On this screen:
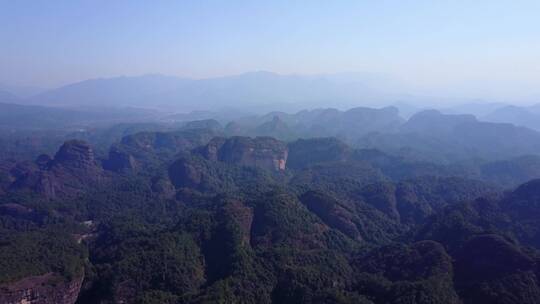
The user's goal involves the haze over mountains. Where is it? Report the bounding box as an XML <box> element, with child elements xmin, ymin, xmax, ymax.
<box><xmin>0</xmin><ymin>83</ymin><xmax>45</xmax><ymax>99</ymax></box>
<box><xmin>1</xmin><ymin>71</ymin><xmax>539</xmax><ymax>132</ymax></box>
<box><xmin>4</xmin><ymin>0</ymin><xmax>540</xmax><ymax>302</ymax></box>
<box><xmin>2</xmin><ymin>70</ymin><xmax>540</xmax><ymax>165</ymax></box>
<box><xmin>0</xmin><ymin>71</ymin><xmax>482</xmax><ymax>111</ymax></box>
<box><xmin>10</xmin><ymin>72</ymin><xmax>383</xmax><ymax>111</ymax></box>
<box><xmin>4</xmin><ymin>101</ymin><xmax>540</xmax><ymax>302</ymax></box>
<box><xmin>4</xmin><ymin>72</ymin><xmax>540</xmax><ymax>303</ymax></box>
<box><xmin>0</xmin><ymin>89</ymin><xmax>19</xmax><ymax>103</ymax></box>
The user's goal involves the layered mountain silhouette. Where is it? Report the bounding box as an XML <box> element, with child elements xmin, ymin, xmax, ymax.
<box><xmin>359</xmin><ymin>109</ymin><xmax>540</xmax><ymax>161</ymax></box>
<box><xmin>2</xmin><ymin>121</ymin><xmax>540</xmax><ymax>303</ymax></box>
<box><xmin>0</xmin><ymin>102</ymin><xmax>158</xmax><ymax>129</ymax></box>
<box><xmin>482</xmin><ymin>104</ymin><xmax>540</xmax><ymax>130</ymax></box>
<box><xmin>16</xmin><ymin>72</ymin><xmax>399</xmax><ymax>111</ymax></box>
<box><xmin>0</xmin><ymin>90</ymin><xmax>18</xmax><ymax>103</ymax></box>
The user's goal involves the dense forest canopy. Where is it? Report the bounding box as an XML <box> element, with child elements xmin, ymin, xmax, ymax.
<box><xmin>2</xmin><ymin>102</ymin><xmax>540</xmax><ymax>303</ymax></box>
<box><xmin>3</xmin><ymin>1</ymin><xmax>540</xmax><ymax>302</ymax></box>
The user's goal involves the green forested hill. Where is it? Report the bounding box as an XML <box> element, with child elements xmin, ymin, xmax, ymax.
<box><xmin>2</xmin><ymin>128</ymin><xmax>540</xmax><ymax>303</ymax></box>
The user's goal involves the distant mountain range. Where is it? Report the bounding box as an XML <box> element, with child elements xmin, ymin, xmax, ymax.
<box><xmin>435</xmin><ymin>102</ymin><xmax>540</xmax><ymax>131</ymax></box>
<box><xmin>3</xmin><ymin>72</ymin><xmax>408</xmax><ymax>111</ymax></box>
<box><xmin>442</xmin><ymin>102</ymin><xmax>508</xmax><ymax>117</ymax></box>
<box><xmin>4</xmin><ymin>96</ymin><xmax>540</xmax><ymax>163</ymax></box>
<box><xmin>0</xmin><ymin>90</ymin><xmax>18</xmax><ymax>103</ymax></box>
<box><xmin>482</xmin><ymin>104</ymin><xmax>540</xmax><ymax>130</ymax></box>
<box><xmin>226</xmin><ymin>106</ymin><xmax>405</xmax><ymax>142</ymax></box>
<box><xmin>0</xmin><ymin>83</ymin><xmax>45</xmax><ymax>99</ymax></box>
<box><xmin>2</xmin><ymin>72</ymin><xmax>540</xmax><ymax>131</ymax></box>
<box><xmin>358</xmin><ymin>109</ymin><xmax>540</xmax><ymax>162</ymax></box>
<box><xmin>0</xmin><ymin>102</ymin><xmax>159</xmax><ymax>129</ymax></box>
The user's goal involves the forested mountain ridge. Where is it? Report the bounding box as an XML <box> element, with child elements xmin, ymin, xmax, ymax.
<box><xmin>1</xmin><ymin>123</ymin><xmax>540</xmax><ymax>303</ymax></box>
<box><xmin>4</xmin><ymin>0</ymin><xmax>540</xmax><ymax>302</ymax></box>
<box><xmin>4</xmin><ymin>102</ymin><xmax>540</xmax><ymax>165</ymax></box>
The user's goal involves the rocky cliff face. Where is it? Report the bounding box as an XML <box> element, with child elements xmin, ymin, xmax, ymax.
<box><xmin>168</xmin><ymin>136</ymin><xmax>288</xmax><ymax>192</ymax></box>
<box><xmin>50</xmin><ymin>140</ymin><xmax>97</xmax><ymax>171</ymax></box>
<box><xmin>10</xmin><ymin>140</ymin><xmax>105</xmax><ymax>198</ymax></box>
<box><xmin>0</xmin><ymin>273</ymin><xmax>83</xmax><ymax>304</ymax></box>
<box><xmin>199</xmin><ymin>136</ymin><xmax>288</xmax><ymax>171</ymax></box>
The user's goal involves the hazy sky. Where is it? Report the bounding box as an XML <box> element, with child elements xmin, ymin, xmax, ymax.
<box><xmin>1</xmin><ymin>1</ymin><xmax>539</xmax><ymax>100</ymax></box>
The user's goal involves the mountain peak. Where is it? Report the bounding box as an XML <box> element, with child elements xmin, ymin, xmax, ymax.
<box><xmin>52</xmin><ymin>140</ymin><xmax>97</xmax><ymax>170</ymax></box>
<box><xmin>240</xmin><ymin>70</ymin><xmax>279</xmax><ymax>77</ymax></box>
<box><xmin>512</xmin><ymin>179</ymin><xmax>540</xmax><ymax>198</ymax></box>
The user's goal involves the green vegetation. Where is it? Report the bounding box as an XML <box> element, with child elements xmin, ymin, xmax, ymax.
<box><xmin>0</xmin><ymin>229</ymin><xmax>86</xmax><ymax>284</ymax></box>
<box><xmin>2</xmin><ymin>128</ymin><xmax>540</xmax><ymax>303</ymax></box>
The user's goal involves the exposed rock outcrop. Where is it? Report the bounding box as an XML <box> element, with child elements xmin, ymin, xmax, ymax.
<box><xmin>198</xmin><ymin>136</ymin><xmax>288</xmax><ymax>171</ymax></box>
<box><xmin>10</xmin><ymin>140</ymin><xmax>105</xmax><ymax>198</ymax></box>
<box><xmin>50</xmin><ymin>140</ymin><xmax>97</xmax><ymax>171</ymax></box>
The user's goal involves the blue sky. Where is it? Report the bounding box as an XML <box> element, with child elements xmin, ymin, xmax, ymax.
<box><xmin>1</xmin><ymin>1</ymin><xmax>539</xmax><ymax>100</ymax></box>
